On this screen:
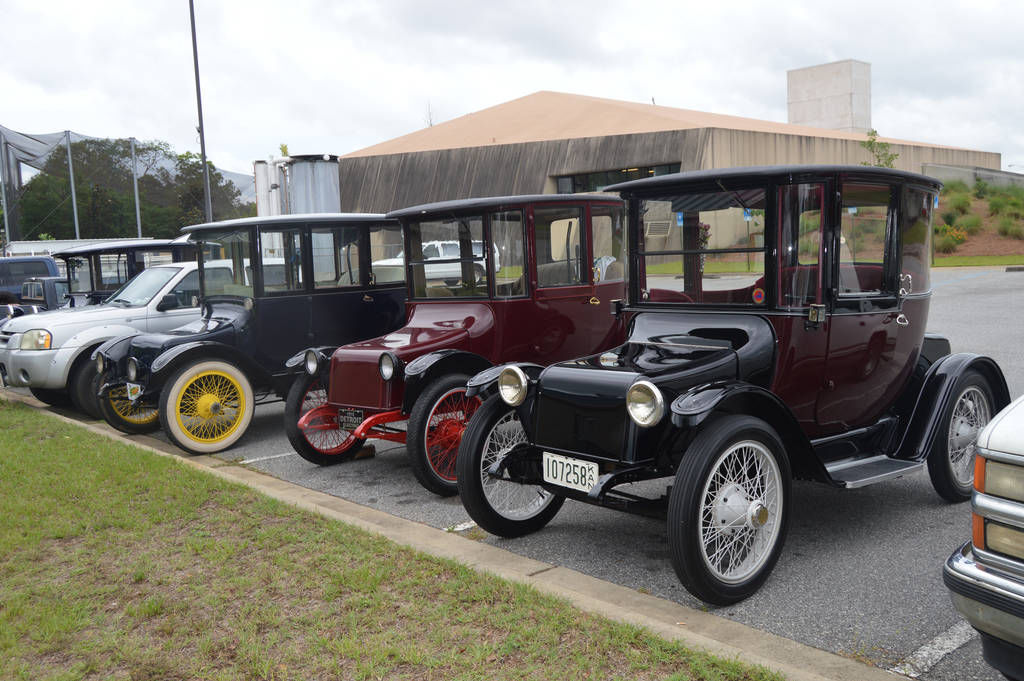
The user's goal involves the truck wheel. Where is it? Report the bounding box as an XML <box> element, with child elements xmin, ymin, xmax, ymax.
<box><xmin>69</xmin><ymin>359</ymin><xmax>102</xmax><ymax>419</ymax></box>
<box><xmin>927</xmin><ymin>370</ymin><xmax>994</xmax><ymax>502</ymax></box>
<box><xmin>667</xmin><ymin>415</ymin><xmax>791</xmax><ymax>605</ymax></box>
<box><xmin>284</xmin><ymin>373</ymin><xmax>365</xmax><ymax>465</ymax></box>
<box><xmin>159</xmin><ymin>360</ymin><xmax>254</xmax><ymax>454</ymax></box>
<box><xmin>29</xmin><ymin>387</ymin><xmax>73</xmax><ymax>407</ymax></box>
<box><xmin>407</xmin><ymin>373</ymin><xmax>481</xmax><ymax>496</ymax></box>
<box><xmin>456</xmin><ymin>396</ymin><xmax>563</xmax><ymax>537</ymax></box>
<box><xmin>94</xmin><ymin>372</ymin><xmax>159</xmax><ymax>434</ymax></box>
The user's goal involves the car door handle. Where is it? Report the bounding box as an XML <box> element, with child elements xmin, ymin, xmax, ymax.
<box><xmin>588</xmin><ymin>296</ymin><xmax>600</xmax><ymax>305</ymax></box>
<box><xmin>895</xmin><ymin>313</ymin><xmax>909</xmax><ymax>327</ymax></box>
<box><xmin>363</xmin><ymin>294</ymin><xmax>373</xmax><ymax>302</ymax></box>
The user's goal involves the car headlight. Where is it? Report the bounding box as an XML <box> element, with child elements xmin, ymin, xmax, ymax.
<box><xmin>95</xmin><ymin>354</ymin><xmax>106</xmax><ymax>375</ymax></box>
<box><xmin>126</xmin><ymin>357</ymin><xmax>140</xmax><ymax>381</ymax></box>
<box><xmin>626</xmin><ymin>380</ymin><xmax>664</xmax><ymax>427</ymax></box>
<box><xmin>981</xmin><ymin>458</ymin><xmax>1024</xmax><ymax>503</ymax></box>
<box><xmin>498</xmin><ymin>365</ymin><xmax>528</xmax><ymax>407</ymax></box>
<box><xmin>20</xmin><ymin>329</ymin><xmax>52</xmax><ymax>350</ymax></box>
<box><xmin>304</xmin><ymin>350</ymin><xmax>320</xmax><ymax>376</ymax></box>
<box><xmin>379</xmin><ymin>353</ymin><xmax>400</xmax><ymax>381</ymax></box>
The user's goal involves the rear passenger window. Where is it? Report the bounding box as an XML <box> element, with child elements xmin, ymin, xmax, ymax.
<box><xmin>534</xmin><ymin>206</ymin><xmax>584</xmax><ymax>288</ymax></box>
<box><xmin>259</xmin><ymin>228</ymin><xmax>304</xmax><ymax>293</ymax></box>
<box><xmin>312</xmin><ymin>225</ymin><xmax>362</xmax><ymax>288</ymax></box>
<box><xmin>838</xmin><ymin>183</ymin><xmax>892</xmax><ymax>295</ymax></box>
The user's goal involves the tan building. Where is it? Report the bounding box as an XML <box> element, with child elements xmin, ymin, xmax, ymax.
<box><xmin>336</xmin><ymin>90</ymin><xmax>1000</xmax><ymax>213</ymax></box>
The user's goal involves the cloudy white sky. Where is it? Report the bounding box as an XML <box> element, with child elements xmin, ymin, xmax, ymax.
<box><xmin>3</xmin><ymin>0</ymin><xmax>1023</xmax><ymax>175</ymax></box>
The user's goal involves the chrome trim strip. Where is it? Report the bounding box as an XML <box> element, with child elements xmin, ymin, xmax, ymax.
<box><xmin>979</xmin><ymin>446</ymin><xmax>1024</xmax><ymax>467</ymax></box>
<box><xmin>975</xmin><ymin>545</ymin><xmax>1024</xmax><ymax>581</ymax></box>
<box><xmin>973</xmin><ymin>492</ymin><xmax>1024</xmax><ymax>530</ymax></box>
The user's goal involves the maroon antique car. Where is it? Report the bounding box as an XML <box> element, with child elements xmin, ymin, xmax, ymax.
<box><xmin>288</xmin><ymin>194</ymin><xmax>627</xmax><ymax>494</ymax></box>
<box><xmin>455</xmin><ymin>165</ymin><xmax>1011</xmax><ymax>605</ymax></box>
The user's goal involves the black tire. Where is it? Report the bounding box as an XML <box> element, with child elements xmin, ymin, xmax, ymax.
<box><xmin>29</xmin><ymin>386</ymin><xmax>73</xmax><ymax>407</ymax></box>
<box><xmin>158</xmin><ymin>360</ymin><xmax>254</xmax><ymax>454</ymax></box>
<box><xmin>927</xmin><ymin>370</ymin><xmax>995</xmax><ymax>503</ymax></box>
<box><xmin>284</xmin><ymin>373</ymin><xmax>366</xmax><ymax>465</ymax></box>
<box><xmin>69</xmin><ymin>358</ymin><xmax>102</xmax><ymax>419</ymax></box>
<box><xmin>95</xmin><ymin>371</ymin><xmax>160</xmax><ymax>434</ymax></box>
<box><xmin>456</xmin><ymin>395</ymin><xmax>564</xmax><ymax>537</ymax></box>
<box><xmin>667</xmin><ymin>415</ymin><xmax>791</xmax><ymax>606</ymax></box>
<box><xmin>407</xmin><ymin>373</ymin><xmax>481</xmax><ymax>496</ymax></box>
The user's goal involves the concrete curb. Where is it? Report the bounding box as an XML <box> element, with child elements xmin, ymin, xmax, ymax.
<box><xmin>4</xmin><ymin>390</ymin><xmax>904</xmax><ymax>681</ymax></box>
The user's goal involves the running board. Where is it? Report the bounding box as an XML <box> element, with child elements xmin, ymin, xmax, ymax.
<box><xmin>825</xmin><ymin>455</ymin><xmax>924</xmax><ymax>489</ymax></box>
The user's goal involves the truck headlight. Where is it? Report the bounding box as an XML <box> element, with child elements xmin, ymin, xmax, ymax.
<box><xmin>304</xmin><ymin>350</ymin><xmax>320</xmax><ymax>376</ymax></box>
<box><xmin>498</xmin><ymin>365</ymin><xmax>528</xmax><ymax>407</ymax></box>
<box><xmin>626</xmin><ymin>380</ymin><xmax>664</xmax><ymax>427</ymax></box>
<box><xmin>982</xmin><ymin>459</ymin><xmax>1024</xmax><ymax>503</ymax></box>
<box><xmin>126</xmin><ymin>357</ymin><xmax>140</xmax><ymax>381</ymax></box>
<box><xmin>20</xmin><ymin>330</ymin><xmax>52</xmax><ymax>350</ymax></box>
<box><xmin>379</xmin><ymin>353</ymin><xmax>400</xmax><ymax>381</ymax></box>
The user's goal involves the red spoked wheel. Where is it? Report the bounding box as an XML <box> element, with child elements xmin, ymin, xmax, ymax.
<box><xmin>284</xmin><ymin>373</ymin><xmax>365</xmax><ymax>466</ymax></box>
<box><xmin>407</xmin><ymin>373</ymin><xmax>481</xmax><ymax>496</ymax></box>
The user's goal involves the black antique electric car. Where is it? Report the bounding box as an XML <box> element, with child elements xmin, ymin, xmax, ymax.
<box><xmin>94</xmin><ymin>213</ymin><xmax>407</xmax><ymax>454</ymax></box>
<box><xmin>455</xmin><ymin>165</ymin><xmax>1011</xmax><ymax>605</ymax></box>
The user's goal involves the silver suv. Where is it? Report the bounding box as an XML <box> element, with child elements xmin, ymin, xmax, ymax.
<box><xmin>0</xmin><ymin>262</ymin><xmax>201</xmax><ymax>415</ymax></box>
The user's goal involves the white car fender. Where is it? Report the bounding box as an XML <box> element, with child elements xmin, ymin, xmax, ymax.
<box><xmin>55</xmin><ymin>324</ymin><xmax>145</xmax><ymax>384</ymax></box>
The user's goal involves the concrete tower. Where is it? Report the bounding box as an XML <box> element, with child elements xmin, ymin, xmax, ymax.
<box><xmin>787</xmin><ymin>60</ymin><xmax>871</xmax><ymax>133</ymax></box>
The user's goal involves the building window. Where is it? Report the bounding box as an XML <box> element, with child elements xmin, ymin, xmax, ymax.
<box><xmin>555</xmin><ymin>163</ymin><xmax>680</xmax><ymax>193</ymax></box>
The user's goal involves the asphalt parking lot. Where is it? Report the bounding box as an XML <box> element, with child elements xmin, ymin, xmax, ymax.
<box><xmin>11</xmin><ymin>266</ymin><xmax>1023</xmax><ymax>680</ymax></box>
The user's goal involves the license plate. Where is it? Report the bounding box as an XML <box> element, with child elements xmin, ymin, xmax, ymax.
<box><xmin>338</xmin><ymin>408</ymin><xmax>364</xmax><ymax>431</ymax></box>
<box><xmin>542</xmin><ymin>451</ymin><xmax>599</xmax><ymax>493</ymax></box>
<box><xmin>125</xmin><ymin>382</ymin><xmax>142</xmax><ymax>401</ymax></box>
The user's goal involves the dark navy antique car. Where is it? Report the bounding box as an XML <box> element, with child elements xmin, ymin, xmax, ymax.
<box><xmin>95</xmin><ymin>214</ymin><xmax>406</xmax><ymax>454</ymax></box>
<box><xmin>455</xmin><ymin>165</ymin><xmax>1011</xmax><ymax>605</ymax></box>
<box><xmin>290</xmin><ymin>195</ymin><xmax>627</xmax><ymax>494</ymax></box>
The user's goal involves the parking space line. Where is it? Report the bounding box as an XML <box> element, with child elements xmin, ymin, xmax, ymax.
<box><xmin>239</xmin><ymin>452</ymin><xmax>297</xmax><ymax>465</ymax></box>
<box><xmin>447</xmin><ymin>520</ymin><xmax>477</xmax><ymax>532</ymax></box>
<box><xmin>889</xmin><ymin>620</ymin><xmax>976</xmax><ymax>678</ymax></box>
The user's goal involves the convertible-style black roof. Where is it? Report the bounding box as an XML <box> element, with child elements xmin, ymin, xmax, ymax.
<box><xmin>52</xmin><ymin>238</ymin><xmax>179</xmax><ymax>258</ymax></box>
<box><xmin>604</xmin><ymin>164</ymin><xmax>943</xmax><ymax>193</ymax></box>
<box><xmin>387</xmin><ymin>194</ymin><xmax>620</xmax><ymax>220</ymax></box>
<box><xmin>182</xmin><ymin>212</ymin><xmax>392</xmax><ymax>236</ymax></box>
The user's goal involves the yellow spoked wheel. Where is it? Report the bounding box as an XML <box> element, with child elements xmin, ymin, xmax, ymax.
<box><xmin>95</xmin><ymin>372</ymin><xmax>161</xmax><ymax>434</ymax></box>
<box><xmin>159</xmin><ymin>360</ymin><xmax>254</xmax><ymax>454</ymax></box>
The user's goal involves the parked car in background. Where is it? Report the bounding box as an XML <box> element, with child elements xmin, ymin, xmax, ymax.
<box><xmin>0</xmin><ymin>262</ymin><xmax>202</xmax><ymax>415</ymax></box>
<box><xmin>456</xmin><ymin>165</ymin><xmax>1011</xmax><ymax>605</ymax></box>
<box><xmin>95</xmin><ymin>214</ymin><xmax>407</xmax><ymax>454</ymax></box>
<box><xmin>945</xmin><ymin>394</ymin><xmax>1024</xmax><ymax>681</ymax></box>
<box><xmin>54</xmin><ymin>237</ymin><xmax>195</xmax><ymax>307</ymax></box>
<box><xmin>0</xmin><ymin>256</ymin><xmax>60</xmax><ymax>303</ymax></box>
<box><xmin>290</xmin><ymin>194</ymin><xmax>627</xmax><ymax>495</ymax></box>
<box><xmin>20</xmin><ymin>276</ymin><xmax>70</xmax><ymax>310</ymax></box>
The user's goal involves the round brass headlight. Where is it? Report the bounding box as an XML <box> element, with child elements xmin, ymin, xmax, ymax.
<box><xmin>95</xmin><ymin>354</ymin><xmax>106</xmax><ymax>375</ymax></box>
<box><xmin>498</xmin><ymin>365</ymin><xmax>528</xmax><ymax>407</ymax></box>
<box><xmin>304</xmin><ymin>350</ymin><xmax>319</xmax><ymax>376</ymax></box>
<box><xmin>379</xmin><ymin>353</ymin><xmax>397</xmax><ymax>381</ymax></box>
<box><xmin>626</xmin><ymin>380</ymin><xmax>664</xmax><ymax>427</ymax></box>
<box><xmin>126</xmin><ymin>357</ymin><xmax>140</xmax><ymax>381</ymax></box>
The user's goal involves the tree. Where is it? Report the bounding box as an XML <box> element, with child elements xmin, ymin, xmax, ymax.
<box><xmin>860</xmin><ymin>129</ymin><xmax>899</xmax><ymax>168</ymax></box>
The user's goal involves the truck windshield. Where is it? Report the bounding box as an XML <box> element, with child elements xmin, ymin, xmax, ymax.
<box><xmin>103</xmin><ymin>267</ymin><xmax>180</xmax><ymax>307</ymax></box>
<box><xmin>638</xmin><ymin>187</ymin><xmax>767</xmax><ymax>306</ymax></box>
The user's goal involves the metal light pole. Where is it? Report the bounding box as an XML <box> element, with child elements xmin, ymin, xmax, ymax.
<box><xmin>189</xmin><ymin>0</ymin><xmax>214</xmax><ymax>223</ymax></box>
<box><xmin>65</xmin><ymin>130</ymin><xmax>80</xmax><ymax>239</ymax></box>
<box><xmin>130</xmin><ymin>137</ymin><xmax>142</xmax><ymax>237</ymax></box>
<box><xmin>0</xmin><ymin>129</ymin><xmax>10</xmax><ymax>247</ymax></box>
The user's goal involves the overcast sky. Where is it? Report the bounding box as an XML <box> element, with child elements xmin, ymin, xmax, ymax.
<box><xmin>3</xmin><ymin>0</ymin><xmax>1022</xmax><ymax>175</ymax></box>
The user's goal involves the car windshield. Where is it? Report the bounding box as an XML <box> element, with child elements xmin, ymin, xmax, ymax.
<box><xmin>198</xmin><ymin>229</ymin><xmax>253</xmax><ymax>297</ymax></box>
<box><xmin>407</xmin><ymin>217</ymin><xmax>489</xmax><ymax>299</ymax></box>
<box><xmin>638</xmin><ymin>187</ymin><xmax>767</xmax><ymax>305</ymax></box>
<box><xmin>102</xmin><ymin>267</ymin><xmax>179</xmax><ymax>307</ymax></box>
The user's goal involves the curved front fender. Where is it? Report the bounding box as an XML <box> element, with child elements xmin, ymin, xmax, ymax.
<box><xmin>93</xmin><ymin>332</ymin><xmax>143</xmax><ymax>377</ymax></box>
<box><xmin>465</xmin><ymin>362</ymin><xmax>545</xmax><ymax>398</ymax></box>
<box><xmin>401</xmin><ymin>350</ymin><xmax>493</xmax><ymax>413</ymax></box>
<box><xmin>64</xmin><ymin>324</ymin><xmax>141</xmax><ymax>352</ymax></box>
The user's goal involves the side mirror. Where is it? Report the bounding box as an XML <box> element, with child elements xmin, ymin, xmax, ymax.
<box><xmin>156</xmin><ymin>293</ymin><xmax>180</xmax><ymax>312</ymax></box>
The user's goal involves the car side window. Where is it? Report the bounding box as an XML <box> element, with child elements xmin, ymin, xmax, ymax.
<box><xmin>591</xmin><ymin>205</ymin><xmax>625</xmax><ymax>283</ymax></box>
<box><xmin>260</xmin><ymin>228</ymin><xmax>304</xmax><ymax>293</ymax></box>
<box><xmin>168</xmin><ymin>270</ymin><xmax>200</xmax><ymax>307</ymax></box>
<box><xmin>901</xmin><ymin>187</ymin><xmax>934</xmax><ymax>294</ymax></box>
<box><xmin>778</xmin><ymin>183</ymin><xmax>824</xmax><ymax>308</ymax></box>
<box><xmin>312</xmin><ymin>225</ymin><xmax>362</xmax><ymax>288</ymax></box>
<box><xmin>838</xmin><ymin>183</ymin><xmax>893</xmax><ymax>295</ymax></box>
<box><xmin>491</xmin><ymin>210</ymin><xmax>526</xmax><ymax>297</ymax></box>
<box><xmin>369</xmin><ymin>224</ymin><xmax>405</xmax><ymax>285</ymax></box>
<box><xmin>535</xmin><ymin>206</ymin><xmax>584</xmax><ymax>288</ymax></box>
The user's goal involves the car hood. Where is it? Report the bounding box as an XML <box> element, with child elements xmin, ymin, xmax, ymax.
<box><xmin>1</xmin><ymin>304</ymin><xmax>151</xmax><ymax>344</ymax></box>
<box><xmin>978</xmin><ymin>393</ymin><xmax>1024</xmax><ymax>455</ymax></box>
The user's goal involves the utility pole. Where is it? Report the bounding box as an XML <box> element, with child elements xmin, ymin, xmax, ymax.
<box><xmin>189</xmin><ymin>0</ymin><xmax>214</xmax><ymax>223</ymax></box>
<box><xmin>65</xmin><ymin>130</ymin><xmax>80</xmax><ymax>239</ymax></box>
<box><xmin>0</xmin><ymin>129</ymin><xmax>10</xmax><ymax>247</ymax></box>
<box><xmin>130</xmin><ymin>137</ymin><xmax>142</xmax><ymax>237</ymax></box>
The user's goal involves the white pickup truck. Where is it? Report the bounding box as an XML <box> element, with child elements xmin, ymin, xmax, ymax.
<box><xmin>0</xmin><ymin>262</ymin><xmax>202</xmax><ymax>415</ymax></box>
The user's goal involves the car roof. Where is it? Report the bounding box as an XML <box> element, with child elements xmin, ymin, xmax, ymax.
<box><xmin>182</xmin><ymin>213</ymin><xmax>394</xmax><ymax>236</ymax></box>
<box><xmin>387</xmin><ymin>193</ymin><xmax>621</xmax><ymax>220</ymax></box>
<box><xmin>0</xmin><ymin>255</ymin><xmax>54</xmax><ymax>261</ymax></box>
<box><xmin>52</xmin><ymin>239</ymin><xmax>179</xmax><ymax>257</ymax></box>
<box><xmin>604</xmin><ymin>164</ymin><xmax>943</xmax><ymax>193</ymax></box>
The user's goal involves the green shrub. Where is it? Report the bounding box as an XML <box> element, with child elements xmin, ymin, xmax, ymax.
<box><xmin>956</xmin><ymin>214</ymin><xmax>983</xmax><ymax>235</ymax></box>
<box><xmin>989</xmin><ymin>196</ymin><xmax>1008</xmax><ymax>215</ymax></box>
<box><xmin>997</xmin><ymin>217</ymin><xmax>1024</xmax><ymax>240</ymax></box>
<box><xmin>941</xmin><ymin>210</ymin><xmax>958</xmax><ymax>226</ymax></box>
<box><xmin>949</xmin><ymin>194</ymin><xmax>972</xmax><ymax>215</ymax></box>
<box><xmin>973</xmin><ymin>179</ymin><xmax>989</xmax><ymax>198</ymax></box>
<box><xmin>935</xmin><ymin>235</ymin><xmax>960</xmax><ymax>253</ymax></box>
<box><xmin>943</xmin><ymin>180</ymin><xmax>969</xmax><ymax>194</ymax></box>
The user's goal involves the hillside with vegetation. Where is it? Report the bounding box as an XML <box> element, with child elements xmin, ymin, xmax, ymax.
<box><xmin>934</xmin><ymin>179</ymin><xmax>1024</xmax><ymax>261</ymax></box>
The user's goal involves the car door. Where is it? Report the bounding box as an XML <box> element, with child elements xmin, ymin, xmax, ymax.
<box><xmin>144</xmin><ymin>269</ymin><xmax>201</xmax><ymax>332</ymax></box>
<box><xmin>586</xmin><ymin>203</ymin><xmax>628</xmax><ymax>354</ymax></box>
<box><xmin>815</xmin><ymin>180</ymin><xmax>915</xmax><ymax>432</ymax></box>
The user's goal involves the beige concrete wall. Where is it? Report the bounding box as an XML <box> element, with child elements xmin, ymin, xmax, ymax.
<box><xmin>788</xmin><ymin>60</ymin><xmax>872</xmax><ymax>133</ymax></box>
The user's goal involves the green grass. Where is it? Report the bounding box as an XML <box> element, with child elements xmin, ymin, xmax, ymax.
<box><xmin>933</xmin><ymin>254</ymin><xmax>1024</xmax><ymax>267</ymax></box>
<box><xmin>646</xmin><ymin>261</ymin><xmax>762</xmax><ymax>275</ymax></box>
<box><xmin>0</xmin><ymin>400</ymin><xmax>782</xmax><ymax>681</ymax></box>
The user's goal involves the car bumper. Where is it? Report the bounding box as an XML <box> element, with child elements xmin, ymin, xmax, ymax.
<box><xmin>944</xmin><ymin>541</ymin><xmax>1024</xmax><ymax>673</ymax></box>
<box><xmin>0</xmin><ymin>344</ymin><xmax>76</xmax><ymax>389</ymax></box>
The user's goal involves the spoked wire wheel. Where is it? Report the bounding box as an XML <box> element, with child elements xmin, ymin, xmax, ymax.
<box><xmin>159</xmin><ymin>360</ymin><xmax>254</xmax><ymax>454</ymax></box>
<box><xmin>947</xmin><ymin>385</ymin><xmax>991</xmax><ymax>488</ymax></box>
<box><xmin>284</xmin><ymin>373</ymin><xmax>365</xmax><ymax>465</ymax></box>
<box><xmin>698</xmin><ymin>440</ymin><xmax>783</xmax><ymax>585</ymax></box>
<box><xmin>425</xmin><ymin>388</ymin><xmax>482</xmax><ymax>482</ymax></box>
<box><xmin>480</xmin><ymin>410</ymin><xmax>556</xmax><ymax>522</ymax></box>
<box><xmin>107</xmin><ymin>385</ymin><xmax>159</xmax><ymax>428</ymax></box>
